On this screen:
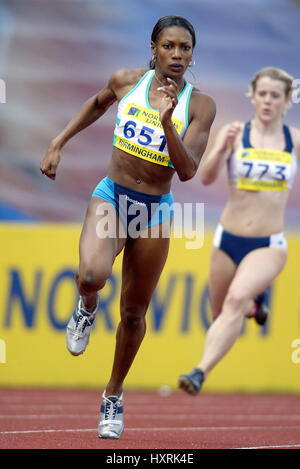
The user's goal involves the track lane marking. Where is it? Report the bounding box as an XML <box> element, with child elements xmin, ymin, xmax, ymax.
<box><xmin>1</xmin><ymin>425</ymin><xmax>300</xmax><ymax>435</ymax></box>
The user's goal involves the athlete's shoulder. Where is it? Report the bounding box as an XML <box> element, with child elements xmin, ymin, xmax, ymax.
<box><xmin>189</xmin><ymin>87</ymin><xmax>216</xmax><ymax>123</ymax></box>
<box><xmin>289</xmin><ymin>126</ymin><xmax>300</xmax><ymax>159</ymax></box>
<box><xmin>289</xmin><ymin>125</ymin><xmax>300</xmax><ymax>140</ymax></box>
<box><xmin>109</xmin><ymin>68</ymin><xmax>148</xmax><ymax>91</ymax></box>
<box><xmin>190</xmin><ymin>87</ymin><xmax>215</xmax><ymax>108</ymax></box>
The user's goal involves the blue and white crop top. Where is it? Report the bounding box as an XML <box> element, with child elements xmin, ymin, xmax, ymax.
<box><xmin>113</xmin><ymin>70</ymin><xmax>193</xmax><ymax>169</ymax></box>
<box><xmin>227</xmin><ymin>121</ymin><xmax>298</xmax><ymax>191</ymax></box>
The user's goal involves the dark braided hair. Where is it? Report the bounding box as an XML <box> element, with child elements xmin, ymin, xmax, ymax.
<box><xmin>150</xmin><ymin>15</ymin><xmax>196</xmax><ymax>69</ymax></box>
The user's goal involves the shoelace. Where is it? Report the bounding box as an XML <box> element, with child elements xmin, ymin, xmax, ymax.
<box><xmin>104</xmin><ymin>398</ymin><xmax>119</xmax><ymax>420</ymax></box>
<box><xmin>73</xmin><ymin>314</ymin><xmax>92</xmax><ymax>340</ymax></box>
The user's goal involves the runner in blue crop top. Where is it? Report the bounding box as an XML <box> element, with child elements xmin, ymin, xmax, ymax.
<box><xmin>179</xmin><ymin>67</ymin><xmax>300</xmax><ymax>397</ymax></box>
<box><xmin>40</xmin><ymin>15</ymin><xmax>216</xmax><ymax>438</ymax></box>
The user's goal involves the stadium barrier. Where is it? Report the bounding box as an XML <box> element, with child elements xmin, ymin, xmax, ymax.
<box><xmin>1</xmin><ymin>223</ymin><xmax>300</xmax><ymax>392</ymax></box>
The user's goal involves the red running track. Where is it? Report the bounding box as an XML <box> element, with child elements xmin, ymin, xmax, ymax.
<box><xmin>0</xmin><ymin>388</ymin><xmax>300</xmax><ymax>449</ymax></box>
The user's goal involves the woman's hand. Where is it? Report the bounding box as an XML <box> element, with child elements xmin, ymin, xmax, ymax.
<box><xmin>220</xmin><ymin>121</ymin><xmax>242</xmax><ymax>155</ymax></box>
<box><xmin>40</xmin><ymin>143</ymin><xmax>61</xmax><ymax>180</ymax></box>
<box><xmin>199</xmin><ymin>120</ymin><xmax>242</xmax><ymax>185</ymax></box>
<box><xmin>157</xmin><ymin>77</ymin><xmax>179</xmax><ymax>124</ymax></box>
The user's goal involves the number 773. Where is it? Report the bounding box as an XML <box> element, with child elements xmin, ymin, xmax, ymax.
<box><xmin>242</xmin><ymin>162</ymin><xmax>286</xmax><ymax>180</ymax></box>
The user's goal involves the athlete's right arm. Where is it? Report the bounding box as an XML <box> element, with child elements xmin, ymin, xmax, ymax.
<box><xmin>199</xmin><ymin>121</ymin><xmax>242</xmax><ymax>185</ymax></box>
<box><xmin>40</xmin><ymin>70</ymin><xmax>126</xmax><ymax>180</ymax></box>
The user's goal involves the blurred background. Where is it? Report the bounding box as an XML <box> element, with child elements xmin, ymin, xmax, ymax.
<box><xmin>0</xmin><ymin>0</ymin><xmax>299</xmax><ymax>226</ymax></box>
<box><xmin>0</xmin><ymin>0</ymin><xmax>299</xmax><ymax>392</ymax></box>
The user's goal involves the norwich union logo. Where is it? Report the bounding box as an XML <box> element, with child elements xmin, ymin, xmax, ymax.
<box><xmin>128</xmin><ymin>106</ymin><xmax>140</xmax><ymax>117</ymax></box>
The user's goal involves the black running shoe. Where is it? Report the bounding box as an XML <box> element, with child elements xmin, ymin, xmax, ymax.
<box><xmin>253</xmin><ymin>293</ymin><xmax>269</xmax><ymax>326</ymax></box>
<box><xmin>178</xmin><ymin>368</ymin><xmax>204</xmax><ymax>396</ymax></box>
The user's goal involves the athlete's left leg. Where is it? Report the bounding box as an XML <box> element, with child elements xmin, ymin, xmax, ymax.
<box><xmin>98</xmin><ymin>221</ymin><xmax>171</xmax><ymax>439</ymax></box>
<box><xmin>105</xmin><ymin>222</ymin><xmax>171</xmax><ymax>397</ymax></box>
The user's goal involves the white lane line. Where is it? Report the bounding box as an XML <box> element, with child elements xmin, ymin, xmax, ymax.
<box><xmin>1</xmin><ymin>402</ymin><xmax>299</xmax><ymax>411</ymax></box>
<box><xmin>234</xmin><ymin>444</ymin><xmax>300</xmax><ymax>449</ymax></box>
<box><xmin>1</xmin><ymin>413</ymin><xmax>300</xmax><ymax>421</ymax></box>
<box><xmin>1</xmin><ymin>425</ymin><xmax>300</xmax><ymax>435</ymax></box>
<box><xmin>1</xmin><ymin>402</ymin><xmax>300</xmax><ymax>414</ymax></box>
<box><xmin>0</xmin><ymin>414</ymin><xmax>96</xmax><ymax>419</ymax></box>
<box><xmin>0</xmin><ymin>428</ymin><xmax>95</xmax><ymax>435</ymax></box>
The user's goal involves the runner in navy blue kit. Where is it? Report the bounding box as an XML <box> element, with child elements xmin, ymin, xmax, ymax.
<box><xmin>179</xmin><ymin>67</ymin><xmax>300</xmax><ymax>396</ymax></box>
<box><xmin>40</xmin><ymin>15</ymin><xmax>216</xmax><ymax>438</ymax></box>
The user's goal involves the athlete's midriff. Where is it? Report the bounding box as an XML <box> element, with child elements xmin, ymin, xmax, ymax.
<box><xmin>107</xmin><ymin>146</ymin><xmax>175</xmax><ymax>195</ymax></box>
<box><xmin>220</xmin><ymin>183</ymin><xmax>289</xmax><ymax>237</ymax></box>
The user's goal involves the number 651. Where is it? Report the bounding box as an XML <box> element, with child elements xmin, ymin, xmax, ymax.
<box><xmin>124</xmin><ymin>120</ymin><xmax>167</xmax><ymax>152</ymax></box>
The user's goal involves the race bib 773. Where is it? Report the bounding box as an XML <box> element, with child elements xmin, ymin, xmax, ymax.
<box><xmin>236</xmin><ymin>148</ymin><xmax>292</xmax><ymax>191</ymax></box>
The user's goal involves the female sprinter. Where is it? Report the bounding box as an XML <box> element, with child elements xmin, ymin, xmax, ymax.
<box><xmin>179</xmin><ymin>66</ymin><xmax>300</xmax><ymax>396</ymax></box>
<box><xmin>40</xmin><ymin>15</ymin><xmax>216</xmax><ymax>438</ymax></box>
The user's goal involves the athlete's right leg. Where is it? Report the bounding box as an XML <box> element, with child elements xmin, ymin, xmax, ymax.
<box><xmin>178</xmin><ymin>245</ymin><xmax>266</xmax><ymax>395</ymax></box>
<box><xmin>67</xmin><ymin>197</ymin><xmax>126</xmax><ymax>355</ymax></box>
<box><xmin>208</xmin><ymin>247</ymin><xmax>237</xmax><ymax>320</ymax></box>
<box><xmin>178</xmin><ymin>247</ymin><xmax>237</xmax><ymax>394</ymax></box>
<box><xmin>77</xmin><ymin>197</ymin><xmax>126</xmax><ymax>303</ymax></box>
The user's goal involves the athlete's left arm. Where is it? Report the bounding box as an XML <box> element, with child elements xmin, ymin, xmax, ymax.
<box><xmin>159</xmin><ymin>86</ymin><xmax>216</xmax><ymax>181</ymax></box>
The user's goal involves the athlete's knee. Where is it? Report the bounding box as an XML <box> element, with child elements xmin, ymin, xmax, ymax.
<box><xmin>211</xmin><ymin>310</ymin><xmax>221</xmax><ymax>321</ymax></box>
<box><xmin>78</xmin><ymin>265</ymin><xmax>111</xmax><ymax>295</ymax></box>
<box><xmin>74</xmin><ymin>266</ymin><xmax>80</xmax><ymax>284</ymax></box>
<box><xmin>121</xmin><ymin>306</ymin><xmax>147</xmax><ymax>330</ymax></box>
<box><xmin>223</xmin><ymin>289</ymin><xmax>249</xmax><ymax>316</ymax></box>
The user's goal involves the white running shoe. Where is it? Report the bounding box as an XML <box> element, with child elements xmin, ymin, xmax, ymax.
<box><xmin>66</xmin><ymin>295</ymin><xmax>99</xmax><ymax>356</ymax></box>
<box><xmin>98</xmin><ymin>391</ymin><xmax>124</xmax><ymax>439</ymax></box>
